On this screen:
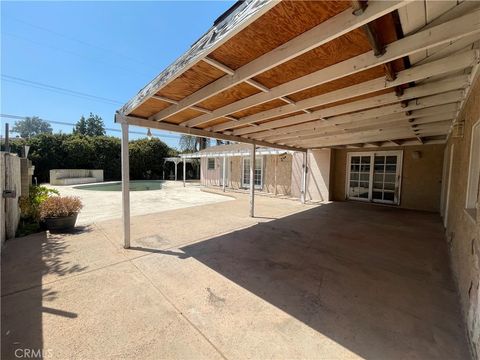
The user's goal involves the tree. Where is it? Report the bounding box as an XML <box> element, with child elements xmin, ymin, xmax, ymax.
<box><xmin>73</xmin><ymin>116</ymin><xmax>87</xmax><ymax>135</ymax></box>
<box><xmin>179</xmin><ymin>135</ymin><xmax>209</xmax><ymax>152</ymax></box>
<box><xmin>73</xmin><ymin>113</ymin><xmax>105</xmax><ymax>136</ymax></box>
<box><xmin>11</xmin><ymin>116</ymin><xmax>52</xmax><ymax>138</ymax></box>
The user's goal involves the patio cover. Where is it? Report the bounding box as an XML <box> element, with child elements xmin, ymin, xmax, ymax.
<box><xmin>180</xmin><ymin>144</ymin><xmax>294</xmax><ymax>158</ymax></box>
<box><xmin>116</xmin><ymin>0</ymin><xmax>480</xmax><ymax>150</ymax></box>
<box><xmin>115</xmin><ymin>0</ymin><xmax>480</xmax><ymax>247</ymax></box>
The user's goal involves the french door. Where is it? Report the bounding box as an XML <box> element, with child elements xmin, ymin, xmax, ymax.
<box><xmin>346</xmin><ymin>151</ymin><xmax>403</xmax><ymax>205</ymax></box>
<box><xmin>242</xmin><ymin>157</ymin><xmax>263</xmax><ymax>189</ymax></box>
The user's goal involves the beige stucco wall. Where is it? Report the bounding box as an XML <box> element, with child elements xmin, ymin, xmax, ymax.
<box><xmin>331</xmin><ymin>144</ymin><xmax>444</xmax><ymax>212</ymax></box>
<box><xmin>444</xmin><ymin>77</ymin><xmax>480</xmax><ymax>358</ymax></box>
<box><xmin>264</xmin><ymin>154</ymin><xmax>292</xmax><ymax>195</ymax></box>
<box><xmin>200</xmin><ymin>157</ymin><xmax>222</xmax><ymax>187</ymax></box>
<box><xmin>201</xmin><ymin>154</ymin><xmax>293</xmax><ymax>195</ymax></box>
<box><xmin>291</xmin><ymin>149</ymin><xmax>332</xmax><ymax>202</ymax></box>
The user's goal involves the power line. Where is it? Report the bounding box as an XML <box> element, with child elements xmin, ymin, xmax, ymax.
<box><xmin>2</xmin><ymin>74</ymin><xmax>124</xmax><ymax>105</ymax></box>
<box><xmin>8</xmin><ymin>16</ymin><xmax>159</xmax><ymax>71</ymax></box>
<box><xmin>0</xmin><ymin>114</ymin><xmax>180</xmax><ymax>140</ymax></box>
<box><xmin>3</xmin><ymin>32</ymin><xmax>154</xmax><ymax>78</ymax></box>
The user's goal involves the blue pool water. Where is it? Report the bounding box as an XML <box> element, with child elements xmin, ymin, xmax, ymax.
<box><xmin>73</xmin><ymin>180</ymin><xmax>164</xmax><ymax>191</ymax></box>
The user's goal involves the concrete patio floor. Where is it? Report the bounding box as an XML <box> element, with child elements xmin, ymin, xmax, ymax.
<box><xmin>1</xmin><ymin>192</ymin><xmax>471</xmax><ymax>359</ymax></box>
<box><xmin>48</xmin><ymin>181</ymin><xmax>233</xmax><ymax>225</ymax></box>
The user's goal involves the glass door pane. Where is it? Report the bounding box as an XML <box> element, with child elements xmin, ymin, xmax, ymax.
<box><xmin>348</xmin><ymin>155</ymin><xmax>371</xmax><ymax>200</ymax></box>
<box><xmin>242</xmin><ymin>158</ymin><xmax>250</xmax><ymax>186</ymax></box>
<box><xmin>242</xmin><ymin>157</ymin><xmax>262</xmax><ymax>188</ymax></box>
<box><xmin>372</xmin><ymin>154</ymin><xmax>398</xmax><ymax>204</ymax></box>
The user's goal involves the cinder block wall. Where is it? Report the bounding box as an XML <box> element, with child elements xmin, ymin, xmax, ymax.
<box><xmin>444</xmin><ymin>77</ymin><xmax>480</xmax><ymax>358</ymax></box>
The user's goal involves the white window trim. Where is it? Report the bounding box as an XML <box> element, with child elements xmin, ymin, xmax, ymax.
<box><xmin>465</xmin><ymin>119</ymin><xmax>480</xmax><ymax>221</ymax></box>
<box><xmin>242</xmin><ymin>156</ymin><xmax>263</xmax><ymax>189</ymax></box>
<box><xmin>345</xmin><ymin>150</ymin><xmax>403</xmax><ymax>205</ymax></box>
<box><xmin>207</xmin><ymin>157</ymin><xmax>216</xmax><ymax>170</ymax></box>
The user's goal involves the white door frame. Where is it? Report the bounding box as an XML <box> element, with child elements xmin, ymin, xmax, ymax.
<box><xmin>346</xmin><ymin>150</ymin><xmax>403</xmax><ymax>205</ymax></box>
<box><xmin>444</xmin><ymin>144</ymin><xmax>455</xmax><ymax>227</ymax></box>
<box><xmin>345</xmin><ymin>152</ymin><xmax>374</xmax><ymax>202</ymax></box>
<box><xmin>242</xmin><ymin>156</ymin><xmax>263</xmax><ymax>189</ymax></box>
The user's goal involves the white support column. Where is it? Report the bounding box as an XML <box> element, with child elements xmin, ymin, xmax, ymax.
<box><xmin>175</xmin><ymin>160</ymin><xmax>178</xmax><ymax>181</ymax></box>
<box><xmin>274</xmin><ymin>155</ymin><xmax>278</xmax><ymax>196</ymax></box>
<box><xmin>121</xmin><ymin>122</ymin><xmax>131</xmax><ymax>249</ymax></box>
<box><xmin>222</xmin><ymin>156</ymin><xmax>226</xmax><ymax>192</ymax></box>
<box><xmin>249</xmin><ymin>144</ymin><xmax>256</xmax><ymax>217</ymax></box>
<box><xmin>183</xmin><ymin>158</ymin><xmax>186</xmax><ymax>187</ymax></box>
<box><xmin>300</xmin><ymin>151</ymin><xmax>308</xmax><ymax>204</ymax></box>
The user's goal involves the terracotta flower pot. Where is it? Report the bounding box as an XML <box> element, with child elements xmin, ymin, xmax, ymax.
<box><xmin>43</xmin><ymin>213</ymin><xmax>78</xmax><ymax>232</ymax></box>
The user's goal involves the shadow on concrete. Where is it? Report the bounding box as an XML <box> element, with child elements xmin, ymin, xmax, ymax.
<box><xmin>129</xmin><ymin>246</ymin><xmax>189</xmax><ymax>258</ymax></box>
<box><xmin>1</xmin><ymin>228</ymin><xmax>89</xmax><ymax>359</ymax></box>
<box><xmin>180</xmin><ymin>201</ymin><xmax>469</xmax><ymax>359</ymax></box>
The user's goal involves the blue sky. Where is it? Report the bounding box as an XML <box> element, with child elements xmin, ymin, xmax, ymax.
<box><xmin>1</xmin><ymin>1</ymin><xmax>235</xmax><ymax>149</ymax></box>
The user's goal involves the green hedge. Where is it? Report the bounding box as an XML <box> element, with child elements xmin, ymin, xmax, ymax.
<box><xmin>6</xmin><ymin>134</ymin><xmax>175</xmax><ymax>183</ymax></box>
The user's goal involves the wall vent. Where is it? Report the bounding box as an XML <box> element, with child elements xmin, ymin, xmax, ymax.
<box><xmin>452</xmin><ymin>121</ymin><xmax>465</xmax><ymax>138</ymax></box>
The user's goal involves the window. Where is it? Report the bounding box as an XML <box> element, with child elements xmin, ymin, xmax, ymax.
<box><xmin>346</xmin><ymin>151</ymin><xmax>403</xmax><ymax>205</ymax></box>
<box><xmin>242</xmin><ymin>157</ymin><xmax>263</xmax><ymax>189</ymax></box>
<box><xmin>466</xmin><ymin>120</ymin><xmax>480</xmax><ymax>220</ymax></box>
<box><xmin>207</xmin><ymin>158</ymin><xmax>215</xmax><ymax>170</ymax></box>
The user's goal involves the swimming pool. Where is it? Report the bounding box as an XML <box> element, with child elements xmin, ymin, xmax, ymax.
<box><xmin>73</xmin><ymin>180</ymin><xmax>164</xmax><ymax>191</ymax></box>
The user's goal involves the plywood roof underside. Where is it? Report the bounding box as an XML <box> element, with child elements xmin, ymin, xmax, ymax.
<box><xmin>119</xmin><ymin>0</ymin><xmax>480</xmax><ymax>151</ymax></box>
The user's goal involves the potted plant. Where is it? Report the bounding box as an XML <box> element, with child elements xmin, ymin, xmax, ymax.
<box><xmin>39</xmin><ymin>196</ymin><xmax>83</xmax><ymax>231</ymax></box>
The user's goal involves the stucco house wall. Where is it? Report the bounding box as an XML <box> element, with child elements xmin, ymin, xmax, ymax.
<box><xmin>200</xmin><ymin>154</ymin><xmax>293</xmax><ymax>195</ymax></box>
<box><xmin>443</xmin><ymin>77</ymin><xmax>480</xmax><ymax>358</ymax></box>
<box><xmin>200</xmin><ymin>157</ymin><xmax>222</xmax><ymax>187</ymax></box>
<box><xmin>291</xmin><ymin>149</ymin><xmax>332</xmax><ymax>202</ymax></box>
<box><xmin>331</xmin><ymin>144</ymin><xmax>444</xmax><ymax>212</ymax></box>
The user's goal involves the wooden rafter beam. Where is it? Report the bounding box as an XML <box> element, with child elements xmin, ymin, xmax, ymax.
<box><xmin>265</xmin><ymin>113</ymin><xmax>456</xmax><ymax>144</ymax></box>
<box><xmin>146</xmin><ymin>1</ymin><xmax>410</xmax><ymax>123</ymax></box>
<box><xmin>115</xmin><ymin>113</ymin><xmax>306</xmax><ymax>153</ymax></box>
<box><xmin>289</xmin><ymin>127</ymin><xmax>450</xmax><ymax>148</ymax></box>
<box><xmin>251</xmin><ymin>103</ymin><xmax>458</xmax><ymax>142</ymax></box>
<box><xmin>121</xmin><ymin>0</ymin><xmax>279</xmax><ymax>116</ymax></box>
<box><xmin>211</xmin><ymin>48</ymin><xmax>478</xmax><ymax>133</ymax></box>
<box><xmin>276</xmin><ymin>117</ymin><xmax>453</xmax><ymax>146</ymax></box>
<box><xmin>180</xmin><ymin>9</ymin><xmax>480</xmax><ymax>128</ymax></box>
<box><xmin>233</xmin><ymin>80</ymin><xmax>466</xmax><ymax>137</ymax></box>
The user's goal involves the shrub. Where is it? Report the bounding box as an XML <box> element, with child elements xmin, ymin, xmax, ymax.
<box><xmin>39</xmin><ymin>196</ymin><xmax>83</xmax><ymax>220</ymax></box>
<box><xmin>19</xmin><ymin>185</ymin><xmax>60</xmax><ymax>221</ymax></box>
<box><xmin>6</xmin><ymin>134</ymin><xmax>175</xmax><ymax>183</ymax></box>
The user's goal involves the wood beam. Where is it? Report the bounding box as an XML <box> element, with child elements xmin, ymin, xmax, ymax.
<box><xmin>288</xmin><ymin>123</ymin><xmax>451</xmax><ymax>146</ymax></box>
<box><xmin>121</xmin><ymin>0</ymin><xmax>278</xmax><ymax>116</ymax></box>
<box><xmin>249</xmin><ymin>103</ymin><xmax>458</xmax><ymax>141</ymax></box>
<box><xmin>262</xmin><ymin>112</ymin><xmax>457</xmax><ymax>143</ymax></box>
<box><xmin>212</xmin><ymin>49</ymin><xmax>477</xmax><ymax>132</ymax></box>
<box><xmin>115</xmin><ymin>113</ymin><xmax>305</xmax><ymax>153</ymax></box>
<box><xmin>181</xmin><ymin>10</ymin><xmax>480</xmax><ymax>128</ymax></box>
<box><xmin>233</xmin><ymin>81</ymin><xmax>465</xmax><ymax>137</ymax></box>
<box><xmin>272</xmin><ymin>114</ymin><xmax>455</xmax><ymax>144</ymax></box>
<box><xmin>292</xmin><ymin>128</ymin><xmax>449</xmax><ymax>148</ymax></box>
<box><xmin>147</xmin><ymin>0</ymin><xmax>409</xmax><ymax>122</ymax></box>
<box><xmin>279</xmin><ymin>117</ymin><xmax>454</xmax><ymax>145</ymax></box>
